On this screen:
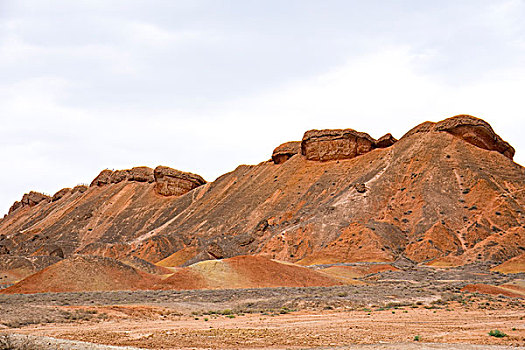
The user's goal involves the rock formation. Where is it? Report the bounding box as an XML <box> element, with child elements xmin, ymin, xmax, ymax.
<box><xmin>272</xmin><ymin>141</ymin><xmax>301</xmax><ymax>164</ymax></box>
<box><xmin>0</xmin><ymin>114</ymin><xmax>523</xmax><ymax>292</ymax></box>
<box><xmin>403</xmin><ymin>115</ymin><xmax>515</xmax><ymax>159</ymax></box>
<box><xmin>52</xmin><ymin>188</ymin><xmax>71</xmax><ymax>202</ymax></box>
<box><xmin>90</xmin><ymin>169</ymin><xmax>113</xmax><ymax>186</ymax></box>
<box><xmin>375</xmin><ymin>133</ymin><xmax>397</xmax><ymax>148</ymax></box>
<box><xmin>90</xmin><ymin>167</ymin><xmax>155</xmax><ymax>187</ymax></box>
<box><xmin>153</xmin><ymin>166</ymin><xmax>206</xmax><ymax>196</ymax></box>
<box><xmin>71</xmin><ymin>185</ymin><xmax>88</xmax><ymax>193</ymax></box>
<box><xmin>301</xmin><ymin>128</ymin><xmax>377</xmax><ymax>161</ymax></box>
<box><xmin>128</xmin><ymin>166</ymin><xmax>155</xmax><ymax>183</ymax></box>
<box><xmin>8</xmin><ymin>191</ymin><xmax>51</xmax><ymax>214</ymax></box>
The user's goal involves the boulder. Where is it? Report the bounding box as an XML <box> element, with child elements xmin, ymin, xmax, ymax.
<box><xmin>272</xmin><ymin>141</ymin><xmax>301</xmax><ymax>164</ymax></box>
<box><xmin>354</xmin><ymin>183</ymin><xmax>367</xmax><ymax>193</ymax></box>
<box><xmin>301</xmin><ymin>129</ymin><xmax>376</xmax><ymax>161</ymax></box>
<box><xmin>154</xmin><ymin>166</ymin><xmax>206</xmax><ymax>197</ymax></box>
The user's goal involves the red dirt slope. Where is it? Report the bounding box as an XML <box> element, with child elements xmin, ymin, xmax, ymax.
<box><xmin>461</xmin><ymin>282</ymin><xmax>525</xmax><ymax>298</ymax></box>
<box><xmin>156</xmin><ymin>255</ymin><xmax>343</xmax><ymax>290</ymax></box>
<box><xmin>1</xmin><ymin>255</ymin><xmax>160</xmax><ymax>294</ymax></box>
<box><xmin>491</xmin><ymin>253</ymin><xmax>525</xmax><ymax>274</ymax></box>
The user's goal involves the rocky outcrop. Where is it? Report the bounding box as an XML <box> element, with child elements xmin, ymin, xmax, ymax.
<box><xmin>90</xmin><ymin>169</ymin><xmax>113</xmax><ymax>186</ymax></box>
<box><xmin>72</xmin><ymin>185</ymin><xmax>88</xmax><ymax>194</ymax></box>
<box><xmin>8</xmin><ymin>191</ymin><xmax>51</xmax><ymax>214</ymax></box>
<box><xmin>90</xmin><ymin>167</ymin><xmax>155</xmax><ymax>187</ymax></box>
<box><xmin>272</xmin><ymin>141</ymin><xmax>301</xmax><ymax>164</ymax></box>
<box><xmin>52</xmin><ymin>188</ymin><xmax>71</xmax><ymax>202</ymax></box>
<box><xmin>403</xmin><ymin>115</ymin><xmax>515</xmax><ymax>160</ymax></box>
<box><xmin>110</xmin><ymin>170</ymin><xmax>129</xmax><ymax>183</ymax></box>
<box><xmin>21</xmin><ymin>191</ymin><xmax>50</xmax><ymax>206</ymax></box>
<box><xmin>301</xmin><ymin>129</ymin><xmax>377</xmax><ymax>161</ymax></box>
<box><xmin>153</xmin><ymin>166</ymin><xmax>206</xmax><ymax>197</ymax></box>
<box><xmin>375</xmin><ymin>133</ymin><xmax>397</xmax><ymax>148</ymax></box>
<box><xmin>128</xmin><ymin>167</ymin><xmax>155</xmax><ymax>183</ymax></box>
<box><xmin>8</xmin><ymin>201</ymin><xmax>22</xmax><ymax>214</ymax></box>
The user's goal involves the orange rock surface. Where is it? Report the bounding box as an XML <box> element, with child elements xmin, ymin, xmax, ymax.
<box><xmin>0</xmin><ymin>115</ymin><xmax>524</xmax><ymax>293</ymax></box>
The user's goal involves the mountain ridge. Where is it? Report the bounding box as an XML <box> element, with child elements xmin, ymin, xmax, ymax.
<box><xmin>1</xmin><ymin>114</ymin><xmax>524</xmax><ymax>291</ymax></box>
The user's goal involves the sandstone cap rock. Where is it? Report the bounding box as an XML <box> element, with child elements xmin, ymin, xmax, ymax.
<box><xmin>301</xmin><ymin>128</ymin><xmax>377</xmax><ymax>161</ymax></box>
<box><xmin>272</xmin><ymin>141</ymin><xmax>301</xmax><ymax>164</ymax></box>
<box><xmin>52</xmin><ymin>188</ymin><xmax>71</xmax><ymax>202</ymax></box>
<box><xmin>402</xmin><ymin>115</ymin><xmax>515</xmax><ymax>160</ymax></box>
<box><xmin>154</xmin><ymin>166</ymin><xmax>206</xmax><ymax>196</ymax></box>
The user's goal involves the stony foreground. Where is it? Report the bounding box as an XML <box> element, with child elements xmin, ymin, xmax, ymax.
<box><xmin>1</xmin><ymin>268</ymin><xmax>524</xmax><ymax>350</ymax></box>
<box><xmin>0</xmin><ymin>334</ymin><xmax>523</xmax><ymax>350</ymax></box>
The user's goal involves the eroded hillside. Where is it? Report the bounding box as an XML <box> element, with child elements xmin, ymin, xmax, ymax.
<box><xmin>1</xmin><ymin>115</ymin><xmax>524</xmax><ymax>290</ymax></box>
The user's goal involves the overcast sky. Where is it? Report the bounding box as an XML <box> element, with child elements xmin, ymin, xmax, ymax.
<box><xmin>1</xmin><ymin>0</ymin><xmax>524</xmax><ymax>215</ymax></box>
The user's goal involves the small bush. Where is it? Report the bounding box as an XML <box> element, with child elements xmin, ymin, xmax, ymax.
<box><xmin>488</xmin><ymin>329</ymin><xmax>506</xmax><ymax>338</ymax></box>
<box><xmin>414</xmin><ymin>335</ymin><xmax>421</xmax><ymax>341</ymax></box>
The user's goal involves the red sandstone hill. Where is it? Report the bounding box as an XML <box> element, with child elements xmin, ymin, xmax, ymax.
<box><xmin>0</xmin><ymin>115</ymin><xmax>524</xmax><ymax>291</ymax></box>
<box><xmin>1</xmin><ymin>255</ymin><xmax>341</xmax><ymax>294</ymax></box>
<box><xmin>155</xmin><ymin>255</ymin><xmax>342</xmax><ymax>290</ymax></box>
<box><xmin>0</xmin><ymin>255</ymin><xmax>161</xmax><ymax>294</ymax></box>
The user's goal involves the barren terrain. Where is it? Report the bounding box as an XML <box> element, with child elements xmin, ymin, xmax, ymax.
<box><xmin>1</xmin><ymin>265</ymin><xmax>524</xmax><ymax>349</ymax></box>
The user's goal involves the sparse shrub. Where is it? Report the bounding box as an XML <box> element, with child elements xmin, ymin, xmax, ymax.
<box><xmin>414</xmin><ymin>335</ymin><xmax>421</xmax><ymax>341</ymax></box>
<box><xmin>488</xmin><ymin>329</ymin><xmax>506</xmax><ymax>338</ymax></box>
<box><xmin>280</xmin><ymin>307</ymin><xmax>290</xmax><ymax>314</ymax></box>
<box><xmin>204</xmin><ymin>317</ymin><xmax>209</xmax><ymax>321</ymax></box>
<box><xmin>226</xmin><ymin>315</ymin><xmax>235</xmax><ymax>319</ymax></box>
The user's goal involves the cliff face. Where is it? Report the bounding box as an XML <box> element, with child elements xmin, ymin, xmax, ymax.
<box><xmin>0</xmin><ymin>115</ymin><xmax>523</xmax><ymax>284</ymax></box>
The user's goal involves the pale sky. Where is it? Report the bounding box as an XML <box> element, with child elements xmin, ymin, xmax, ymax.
<box><xmin>1</xmin><ymin>0</ymin><xmax>524</xmax><ymax>215</ymax></box>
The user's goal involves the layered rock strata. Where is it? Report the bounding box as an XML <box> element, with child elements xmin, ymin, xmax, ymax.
<box><xmin>403</xmin><ymin>115</ymin><xmax>515</xmax><ymax>160</ymax></box>
<box><xmin>301</xmin><ymin>129</ymin><xmax>378</xmax><ymax>161</ymax></box>
<box><xmin>90</xmin><ymin>167</ymin><xmax>155</xmax><ymax>187</ymax></box>
<box><xmin>272</xmin><ymin>141</ymin><xmax>301</xmax><ymax>164</ymax></box>
<box><xmin>153</xmin><ymin>166</ymin><xmax>206</xmax><ymax>196</ymax></box>
<box><xmin>8</xmin><ymin>191</ymin><xmax>51</xmax><ymax>214</ymax></box>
